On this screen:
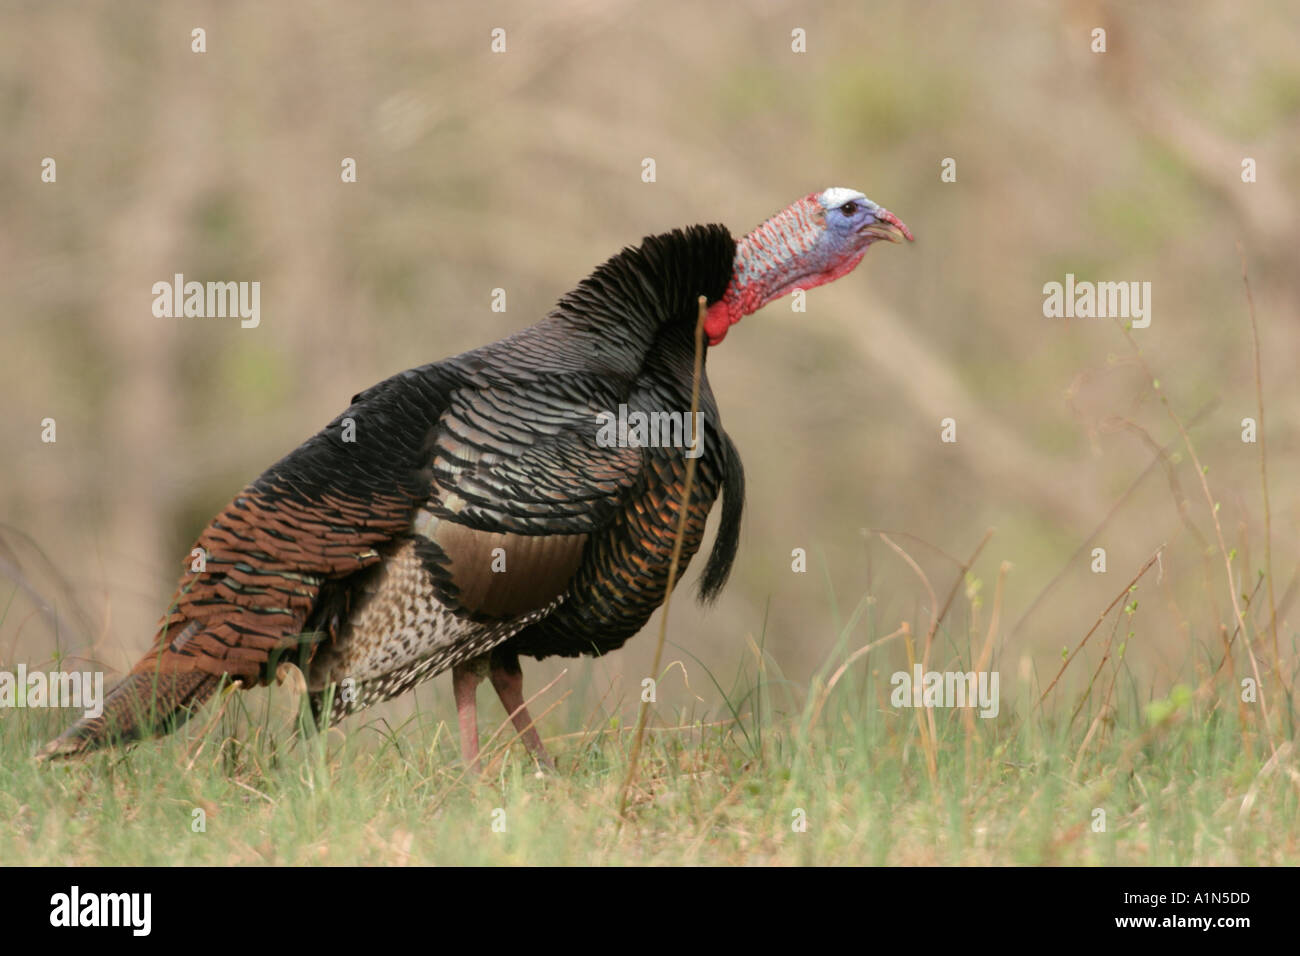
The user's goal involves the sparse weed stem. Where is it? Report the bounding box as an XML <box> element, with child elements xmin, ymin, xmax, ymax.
<box><xmin>1116</xmin><ymin>320</ymin><xmax>1278</xmax><ymax>758</ymax></box>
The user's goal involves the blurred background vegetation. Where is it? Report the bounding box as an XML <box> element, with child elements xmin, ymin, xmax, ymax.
<box><xmin>2</xmin><ymin>0</ymin><xmax>1298</xmax><ymax>737</ymax></box>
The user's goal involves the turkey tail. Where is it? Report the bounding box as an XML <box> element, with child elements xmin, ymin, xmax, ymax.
<box><xmin>35</xmin><ymin>451</ymin><xmax>422</xmax><ymax>761</ymax></box>
<box><xmin>35</xmin><ymin>670</ymin><xmax>221</xmax><ymax>761</ymax></box>
<box><xmin>698</xmin><ymin>431</ymin><xmax>745</xmax><ymax>603</ymax></box>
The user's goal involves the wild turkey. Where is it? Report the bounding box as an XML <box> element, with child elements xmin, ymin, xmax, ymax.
<box><xmin>39</xmin><ymin>187</ymin><xmax>912</xmax><ymax>767</ymax></box>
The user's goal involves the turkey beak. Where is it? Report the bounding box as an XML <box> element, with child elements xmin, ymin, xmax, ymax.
<box><xmin>860</xmin><ymin>207</ymin><xmax>914</xmax><ymax>244</ymax></box>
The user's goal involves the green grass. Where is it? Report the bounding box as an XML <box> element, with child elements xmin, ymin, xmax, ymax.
<box><xmin>4</xmin><ymin>617</ymin><xmax>1296</xmax><ymax>866</ymax></box>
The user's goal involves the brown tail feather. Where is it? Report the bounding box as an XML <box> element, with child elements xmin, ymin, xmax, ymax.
<box><xmin>35</xmin><ymin>670</ymin><xmax>222</xmax><ymax>762</ymax></box>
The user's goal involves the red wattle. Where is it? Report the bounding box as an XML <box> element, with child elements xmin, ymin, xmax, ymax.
<box><xmin>704</xmin><ymin>300</ymin><xmax>733</xmax><ymax>345</ymax></box>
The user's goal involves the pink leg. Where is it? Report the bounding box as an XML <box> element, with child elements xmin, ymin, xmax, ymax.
<box><xmin>452</xmin><ymin>663</ymin><xmax>483</xmax><ymax>770</ymax></box>
<box><xmin>490</xmin><ymin>665</ymin><xmax>556</xmax><ymax>771</ymax></box>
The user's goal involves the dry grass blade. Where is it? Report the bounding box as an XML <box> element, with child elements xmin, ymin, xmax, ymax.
<box><xmin>899</xmin><ymin>622</ymin><xmax>935</xmax><ymax>784</ymax></box>
<box><xmin>1235</xmin><ymin>742</ymin><xmax>1297</xmax><ymax>824</ymax></box>
<box><xmin>880</xmin><ymin>534</ymin><xmax>940</xmax><ymax>781</ymax></box>
<box><xmin>184</xmin><ymin>678</ymin><xmax>244</xmax><ymax>772</ymax></box>
<box><xmin>963</xmin><ymin>560</ymin><xmax>1010</xmax><ymax>763</ymax></box>
<box><xmin>1117</xmin><ymin>321</ymin><xmax>1276</xmax><ymax>756</ymax></box>
<box><xmin>1038</xmin><ymin>547</ymin><xmax>1163</xmax><ymax>708</ymax></box>
<box><xmin>807</xmin><ymin>624</ymin><xmax>909</xmax><ymax>735</ymax></box>
<box><xmin>879</xmin><ymin>533</ymin><xmax>939</xmax><ymax>660</ymax></box>
<box><xmin>616</xmin><ymin>295</ymin><xmax>708</xmax><ymax>822</ymax></box>
<box><xmin>924</xmin><ymin>528</ymin><xmax>994</xmax><ymax>654</ymax></box>
<box><xmin>1238</xmin><ymin>242</ymin><xmax>1281</xmax><ymax>688</ymax></box>
<box><xmin>1008</xmin><ymin>403</ymin><xmax>1216</xmax><ymax>643</ymax></box>
<box><xmin>877</xmin><ymin>528</ymin><xmax>993</xmax><ymax>785</ymax></box>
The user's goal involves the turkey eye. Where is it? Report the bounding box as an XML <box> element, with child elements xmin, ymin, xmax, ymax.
<box><xmin>840</xmin><ymin>201</ymin><xmax>858</xmax><ymax>216</ymax></box>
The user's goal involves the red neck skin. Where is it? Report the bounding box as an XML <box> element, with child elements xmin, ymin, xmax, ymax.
<box><xmin>704</xmin><ymin>193</ymin><xmax>855</xmax><ymax>346</ymax></box>
<box><xmin>704</xmin><ymin>250</ymin><xmax>868</xmax><ymax>345</ymax></box>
